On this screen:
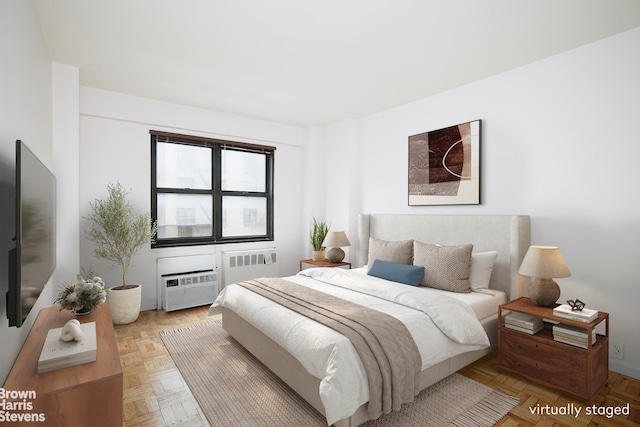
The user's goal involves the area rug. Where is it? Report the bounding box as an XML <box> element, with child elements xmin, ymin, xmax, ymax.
<box><xmin>161</xmin><ymin>320</ymin><xmax>518</xmax><ymax>426</ymax></box>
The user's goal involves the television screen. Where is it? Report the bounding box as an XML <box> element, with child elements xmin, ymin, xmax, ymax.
<box><xmin>7</xmin><ymin>140</ymin><xmax>56</xmax><ymax>327</ymax></box>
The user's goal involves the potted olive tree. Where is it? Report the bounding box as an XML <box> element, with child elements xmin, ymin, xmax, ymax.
<box><xmin>309</xmin><ymin>217</ymin><xmax>329</xmax><ymax>261</ymax></box>
<box><xmin>85</xmin><ymin>182</ymin><xmax>157</xmax><ymax>325</ymax></box>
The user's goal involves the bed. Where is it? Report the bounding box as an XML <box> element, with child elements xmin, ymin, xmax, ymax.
<box><xmin>210</xmin><ymin>214</ymin><xmax>530</xmax><ymax>426</ymax></box>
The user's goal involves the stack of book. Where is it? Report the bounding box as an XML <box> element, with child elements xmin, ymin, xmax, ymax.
<box><xmin>504</xmin><ymin>312</ymin><xmax>543</xmax><ymax>334</ymax></box>
<box><xmin>552</xmin><ymin>323</ymin><xmax>596</xmax><ymax>349</ymax></box>
<box><xmin>553</xmin><ymin>304</ymin><xmax>598</xmax><ymax>323</ymax></box>
<box><xmin>38</xmin><ymin>322</ymin><xmax>97</xmax><ymax>373</ymax></box>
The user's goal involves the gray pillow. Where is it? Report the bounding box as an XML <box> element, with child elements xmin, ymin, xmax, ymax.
<box><xmin>367</xmin><ymin>238</ymin><xmax>413</xmax><ymax>270</ymax></box>
<box><xmin>413</xmin><ymin>241</ymin><xmax>473</xmax><ymax>293</ymax></box>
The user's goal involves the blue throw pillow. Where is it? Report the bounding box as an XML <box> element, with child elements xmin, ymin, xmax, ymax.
<box><xmin>368</xmin><ymin>259</ymin><xmax>425</xmax><ymax>286</ymax></box>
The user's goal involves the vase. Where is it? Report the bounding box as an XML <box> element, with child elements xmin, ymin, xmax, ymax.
<box><xmin>108</xmin><ymin>284</ymin><xmax>141</xmax><ymax>325</ymax></box>
<box><xmin>75</xmin><ymin>308</ymin><xmax>93</xmax><ymax>316</ymax></box>
<box><xmin>312</xmin><ymin>250</ymin><xmax>325</xmax><ymax>261</ymax></box>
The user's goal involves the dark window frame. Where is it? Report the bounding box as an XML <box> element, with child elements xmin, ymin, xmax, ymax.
<box><xmin>150</xmin><ymin>130</ymin><xmax>275</xmax><ymax>248</ymax></box>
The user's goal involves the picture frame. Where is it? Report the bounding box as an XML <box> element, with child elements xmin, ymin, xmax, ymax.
<box><xmin>408</xmin><ymin>120</ymin><xmax>481</xmax><ymax>206</ymax></box>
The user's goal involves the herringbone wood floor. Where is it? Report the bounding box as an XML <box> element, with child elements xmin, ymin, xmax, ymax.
<box><xmin>115</xmin><ymin>306</ymin><xmax>640</xmax><ymax>426</ymax></box>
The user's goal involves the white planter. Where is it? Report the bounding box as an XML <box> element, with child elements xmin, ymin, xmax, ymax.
<box><xmin>108</xmin><ymin>284</ymin><xmax>141</xmax><ymax>325</ymax></box>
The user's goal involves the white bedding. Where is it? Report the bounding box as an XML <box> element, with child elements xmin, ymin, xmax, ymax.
<box><xmin>351</xmin><ymin>267</ymin><xmax>507</xmax><ymax>320</ymax></box>
<box><xmin>209</xmin><ymin>267</ymin><xmax>493</xmax><ymax>425</ymax></box>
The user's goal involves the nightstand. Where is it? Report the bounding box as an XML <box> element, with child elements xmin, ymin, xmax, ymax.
<box><xmin>299</xmin><ymin>258</ymin><xmax>352</xmax><ymax>271</ymax></box>
<box><xmin>498</xmin><ymin>297</ymin><xmax>609</xmax><ymax>403</ymax></box>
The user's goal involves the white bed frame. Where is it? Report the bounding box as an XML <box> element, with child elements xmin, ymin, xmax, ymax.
<box><xmin>222</xmin><ymin>214</ymin><xmax>530</xmax><ymax>427</ymax></box>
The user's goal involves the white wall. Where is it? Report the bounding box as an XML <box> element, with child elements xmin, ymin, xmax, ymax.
<box><xmin>52</xmin><ymin>63</ymin><xmax>80</xmax><ymax>287</ymax></box>
<box><xmin>78</xmin><ymin>88</ymin><xmax>306</xmax><ymax>311</ymax></box>
<box><xmin>325</xmin><ymin>27</ymin><xmax>640</xmax><ymax>379</ymax></box>
<box><xmin>300</xmin><ymin>126</ymin><xmax>327</xmax><ymax>253</ymax></box>
<box><xmin>320</xmin><ymin>119</ymin><xmax>363</xmax><ymax>262</ymax></box>
<box><xmin>0</xmin><ymin>0</ymin><xmax>54</xmax><ymax>383</ymax></box>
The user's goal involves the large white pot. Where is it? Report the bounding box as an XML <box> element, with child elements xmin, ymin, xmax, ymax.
<box><xmin>108</xmin><ymin>284</ymin><xmax>141</xmax><ymax>325</ymax></box>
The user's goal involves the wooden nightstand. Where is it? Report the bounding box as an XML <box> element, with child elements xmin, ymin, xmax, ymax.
<box><xmin>498</xmin><ymin>297</ymin><xmax>609</xmax><ymax>403</ymax></box>
<box><xmin>299</xmin><ymin>258</ymin><xmax>352</xmax><ymax>271</ymax></box>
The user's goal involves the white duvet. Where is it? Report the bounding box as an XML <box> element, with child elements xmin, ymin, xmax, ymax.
<box><xmin>209</xmin><ymin>268</ymin><xmax>490</xmax><ymax>425</ymax></box>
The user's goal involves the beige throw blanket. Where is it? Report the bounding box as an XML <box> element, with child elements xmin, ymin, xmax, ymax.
<box><xmin>236</xmin><ymin>277</ymin><xmax>422</xmax><ymax>420</ymax></box>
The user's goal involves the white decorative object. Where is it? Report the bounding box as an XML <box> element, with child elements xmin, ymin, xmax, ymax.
<box><xmin>60</xmin><ymin>319</ymin><xmax>84</xmax><ymax>342</ymax></box>
<box><xmin>553</xmin><ymin>304</ymin><xmax>598</xmax><ymax>323</ymax></box>
<box><xmin>39</xmin><ymin>322</ymin><xmax>97</xmax><ymax>373</ymax></box>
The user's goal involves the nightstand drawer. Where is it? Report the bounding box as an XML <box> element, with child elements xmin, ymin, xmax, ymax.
<box><xmin>501</xmin><ymin>329</ymin><xmax>588</xmax><ymax>391</ymax></box>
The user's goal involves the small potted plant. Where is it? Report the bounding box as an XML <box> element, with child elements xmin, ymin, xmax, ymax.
<box><xmin>54</xmin><ymin>271</ymin><xmax>107</xmax><ymax>315</ymax></box>
<box><xmin>85</xmin><ymin>182</ymin><xmax>157</xmax><ymax>325</ymax></box>
<box><xmin>309</xmin><ymin>217</ymin><xmax>329</xmax><ymax>261</ymax></box>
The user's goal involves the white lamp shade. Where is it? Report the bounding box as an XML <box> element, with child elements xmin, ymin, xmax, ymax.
<box><xmin>518</xmin><ymin>245</ymin><xmax>571</xmax><ymax>278</ymax></box>
<box><xmin>322</xmin><ymin>231</ymin><xmax>350</xmax><ymax>248</ymax></box>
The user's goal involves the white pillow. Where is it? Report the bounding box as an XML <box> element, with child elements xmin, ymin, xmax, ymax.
<box><xmin>469</xmin><ymin>251</ymin><xmax>498</xmax><ymax>290</ymax></box>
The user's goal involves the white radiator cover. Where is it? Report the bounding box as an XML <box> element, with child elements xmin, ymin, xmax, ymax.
<box><xmin>221</xmin><ymin>248</ymin><xmax>278</xmax><ymax>288</ymax></box>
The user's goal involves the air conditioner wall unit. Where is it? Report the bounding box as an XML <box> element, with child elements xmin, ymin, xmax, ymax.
<box><xmin>161</xmin><ymin>269</ymin><xmax>217</xmax><ymax>312</ymax></box>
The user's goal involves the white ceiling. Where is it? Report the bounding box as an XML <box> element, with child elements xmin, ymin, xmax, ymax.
<box><xmin>35</xmin><ymin>0</ymin><xmax>640</xmax><ymax>126</ymax></box>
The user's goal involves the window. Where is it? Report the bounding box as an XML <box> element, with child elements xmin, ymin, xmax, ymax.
<box><xmin>151</xmin><ymin>131</ymin><xmax>275</xmax><ymax>247</ymax></box>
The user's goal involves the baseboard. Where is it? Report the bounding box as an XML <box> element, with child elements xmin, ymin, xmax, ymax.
<box><xmin>610</xmin><ymin>359</ymin><xmax>640</xmax><ymax>381</ymax></box>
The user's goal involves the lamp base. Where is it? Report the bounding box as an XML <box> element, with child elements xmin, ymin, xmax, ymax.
<box><xmin>528</xmin><ymin>277</ymin><xmax>560</xmax><ymax>307</ymax></box>
<box><xmin>326</xmin><ymin>247</ymin><xmax>345</xmax><ymax>263</ymax></box>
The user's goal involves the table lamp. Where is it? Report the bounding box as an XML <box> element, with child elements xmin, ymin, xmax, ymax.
<box><xmin>518</xmin><ymin>245</ymin><xmax>571</xmax><ymax>307</ymax></box>
<box><xmin>322</xmin><ymin>231</ymin><xmax>351</xmax><ymax>263</ymax></box>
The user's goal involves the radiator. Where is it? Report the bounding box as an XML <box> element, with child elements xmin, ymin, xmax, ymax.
<box><xmin>161</xmin><ymin>269</ymin><xmax>218</xmax><ymax>312</ymax></box>
<box><xmin>221</xmin><ymin>248</ymin><xmax>278</xmax><ymax>288</ymax></box>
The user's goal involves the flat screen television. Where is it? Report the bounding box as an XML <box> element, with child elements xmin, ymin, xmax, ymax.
<box><xmin>6</xmin><ymin>140</ymin><xmax>56</xmax><ymax>327</ymax></box>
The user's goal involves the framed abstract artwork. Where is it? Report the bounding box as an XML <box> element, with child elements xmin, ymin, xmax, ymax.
<box><xmin>408</xmin><ymin>120</ymin><xmax>480</xmax><ymax>206</ymax></box>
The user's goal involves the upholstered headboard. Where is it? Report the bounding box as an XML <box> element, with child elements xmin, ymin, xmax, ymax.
<box><xmin>357</xmin><ymin>214</ymin><xmax>531</xmax><ymax>300</ymax></box>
